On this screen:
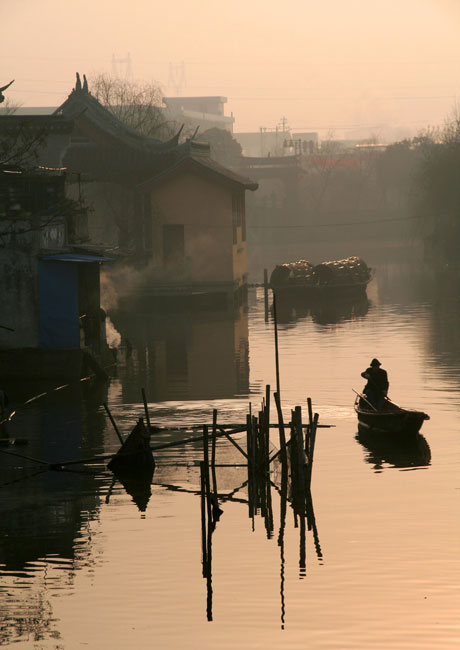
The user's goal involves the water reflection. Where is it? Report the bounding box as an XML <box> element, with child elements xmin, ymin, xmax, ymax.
<box><xmin>356</xmin><ymin>427</ymin><xmax>431</xmax><ymax>471</ymax></box>
<box><xmin>148</xmin><ymin>423</ymin><xmax>324</xmax><ymax>628</ymax></box>
<box><xmin>109</xmin><ymin>463</ymin><xmax>155</xmax><ymax>512</ymax></box>
<box><xmin>376</xmin><ymin>263</ymin><xmax>460</xmax><ymax>387</ymax></box>
<box><xmin>0</xmin><ymin>381</ymin><xmax>109</xmax><ymax>570</ymax></box>
<box><xmin>0</xmin><ymin>380</ymin><xmax>114</xmax><ymax>647</ymax></box>
<box><xmin>111</xmin><ymin>302</ymin><xmax>249</xmax><ymax>402</ymax></box>
<box><xmin>5</xmin><ymin>265</ymin><xmax>460</xmax><ymax>647</ymax></box>
<box><xmin>192</xmin><ymin>424</ymin><xmax>324</xmax><ymax>626</ymax></box>
<box><xmin>273</xmin><ymin>294</ymin><xmax>370</xmax><ymax>326</ymax></box>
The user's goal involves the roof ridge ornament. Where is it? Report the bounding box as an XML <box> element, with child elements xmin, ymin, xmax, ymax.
<box><xmin>74</xmin><ymin>72</ymin><xmax>90</xmax><ymax>94</ymax></box>
<box><xmin>0</xmin><ymin>79</ymin><xmax>14</xmax><ymax>104</ymax></box>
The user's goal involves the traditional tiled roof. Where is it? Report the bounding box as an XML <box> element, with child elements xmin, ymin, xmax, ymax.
<box><xmin>58</xmin><ymin>74</ymin><xmax>257</xmax><ymax>190</ymax></box>
<box><xmin>54</xmin><ymin>73</ymin><xmax>183</xmax><ymax>154</ymax></box>
<box><xmin>138</xmin><ymin>139</ymin><xmax>258</xmax><ymax>191</ymax></box>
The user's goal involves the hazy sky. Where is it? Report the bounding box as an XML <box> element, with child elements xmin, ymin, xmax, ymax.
<box><xmin>2</xmin><ymin>0</ymin><xmax>460</xmax><ymax>140</ymax></box>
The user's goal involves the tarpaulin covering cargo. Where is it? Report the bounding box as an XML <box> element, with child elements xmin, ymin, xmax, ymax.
<box><xmin>270</xmin><ymin>256</ymin><xmax>371</xmax><ymax>287</ymax></box>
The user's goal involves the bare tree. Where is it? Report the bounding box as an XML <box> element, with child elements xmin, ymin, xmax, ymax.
<box><xmin>89</xmin><ymin>73</ymin><xmax>174</xmax><ymax>140</ymax></box>
<box><xmin>0</xmin><ymin>97</ymin><xmax>22</xmax><ymax>115</ymax></box>
<box><xmin>0</xmin><ymin>120</ymin><xmax>48</xmax><ymax>169</ymax></box>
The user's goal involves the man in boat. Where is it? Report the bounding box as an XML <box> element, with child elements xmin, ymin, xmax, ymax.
<box><xmin>361</xmin><ymin>358</ymin><xmax>389</xmax><ymax>409</ymax></box>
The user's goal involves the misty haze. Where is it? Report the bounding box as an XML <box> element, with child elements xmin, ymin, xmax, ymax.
<box><xmin>1</xmin><ymin>1</ymin><xmax>460</xmax><ymax>648</ymax></box>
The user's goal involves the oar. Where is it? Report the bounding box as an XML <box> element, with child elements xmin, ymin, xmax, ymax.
<box><xmin>352</xmin><ymin>388</ymin><xmax>378</xmax><ymax>412</ymax></box>
<box><xmin>383</xmin><ymin>395</ymin><xmax>400</xmax><ymax>408</ymax></box>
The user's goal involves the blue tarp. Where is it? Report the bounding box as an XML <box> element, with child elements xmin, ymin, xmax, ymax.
<box><xmin>40</xmin><ymin>253</ymin><xmax>113</xmax><ymax>263</ymax></box>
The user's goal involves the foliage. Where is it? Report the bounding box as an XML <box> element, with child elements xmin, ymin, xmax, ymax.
<box><xmin>412</xmin><ymin>111</ymin><xmax>460</xmax><ymax>263</ymax></box>
<box><xmin>0</xmin><ymin>98</ymin><xmax>21</xmax><ymax>115</ymax></box>
<box><xmin>198</xmin><ymin>127</ymin><xmax>243</xmax><ymax>167</ymax></box>
<box><xmin>89</xmin><ymin>73</ymin><xmax>174</xmax><ymax>140</ymax></box>
<box><xmin>0</xmin><ymin>121</ymin><xmax>48</xmax><ymax>169</ymax></box>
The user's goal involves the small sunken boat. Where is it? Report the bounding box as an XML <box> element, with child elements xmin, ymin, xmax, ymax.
<box><xmin>107</xmin><ymin>418</ymin><xmax>154</xmax><ymax>473</ymax></box>
<box><xmin>270</xmin><ymin>256</ymin><xmax>372</xmax><ymax>299</ymax></box>
<box><xmin>354</xmin><ymin>395</ymin><xmax>429</xmax><ymax>436</ymax></box>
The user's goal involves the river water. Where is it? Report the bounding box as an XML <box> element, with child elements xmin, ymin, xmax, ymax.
<box><xmin>1</xmin><ymin>260</ymin><xmax>460</xmax><ymax>649</ymax></box>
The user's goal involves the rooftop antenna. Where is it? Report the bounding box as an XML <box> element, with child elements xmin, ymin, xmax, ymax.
<box><xmin>111</xmin><ymin>52</ymin><xmax>133</xmax><ymax>80</ymax></box>
<box><xmin>168</xmin><ymin>61</ymin><xmax>186</xmax><ymax>96</ymax></box>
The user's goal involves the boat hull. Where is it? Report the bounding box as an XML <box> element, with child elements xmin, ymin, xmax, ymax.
<box><xmin>271</xmin><ymin>282</ymin><xmax>369</xmax><ymax>300</ymax></box>
<box><xmin>354</xmin><ymin>399</ymin><xmax>429</xmax><ymax>436</ymax></box>
<box><xmin>107</xmin><ymin>418</ymin><xmax>154</xmax><ymax>473</ymax></box>
<box><xmin>358</xmin><ymin>413</ymin><xmax>426</xmax><ymax>434</ymax></box>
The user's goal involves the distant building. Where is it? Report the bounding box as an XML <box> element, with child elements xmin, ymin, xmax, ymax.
<box><xmin>288</xmin><ymin>132</ymin><xmax>319</xmax><ymax>155</ymax></box>
<box><xmin>0</xmin><ymin>107</ymin><xmax>55</xmax><ymax>116</ymax></box>
<box><xmin>163</xmin><ymin>96</ymin><xmax>235</xmax><ymax>134</ymax></box>
<box><xmin>234</xmin><ymin>131</ymin><xmax>285</xmax><ymax>158</ymax></box>
<box><xmin>234</xmin><ymin>129</ymin><xmax>319</xmax><ymax>158</ymax></box>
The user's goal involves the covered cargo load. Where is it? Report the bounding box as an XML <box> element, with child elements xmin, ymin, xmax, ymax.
<box><xmin>270</xmin><ymin>256</ymin><xmax>371</xmax><ymax>288</ymax></box>
<box><xmin>269</xmin><ymin>259</ymin><xmax>315</xmax><ymax>286</ymax></box>
<box><xmin>313</xmin><ymin>256</ymin><xmax>371</xmax><ymax>286</ymax></box>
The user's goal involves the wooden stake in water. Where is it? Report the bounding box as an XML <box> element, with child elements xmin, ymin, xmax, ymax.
<box><xmin>211</xmin><ymin>409</ymin><xmax>218</xmax><ymax>498</ymax></box>
<box><xmin>103</xmin><ymin>402</ymin><xmax>124</xmax><ymax>445</ymax></box>
<box><xmin>264</xmin><ymin>268</ymin><xmax>269</xmax><ymax>322</ymax></box>
<box><xmin>273</xmin><ymin>292</ymin><xmax>281</xmax><ymax>396</ymax></box>
<box><xmin>141</xmin><ymin>388</ymin><xmax>151</xmax><ymax>431</ymax></box>
<box><xmin>274</xmin><ymin>391</ymin><xmax>287</xmax><ymax>469</ymax></box>
<box><xmin>200</xmin><ymin>461</ymin><xmax>208</xmax><ymax>576</ymax></box>
<box><xmin>306</xmin><ymin>397</ymin><xmax>313</xmax><ymax>454</ymax></box>
<box><xmin>265</xmin><ymin>384</ymin><xmax>271</xmax><ymax>464</ymax></box>
<box><xmin>307</xmin><ymin>413</ymin><xmax>319</xmax><ymax>490</ymax></box>
<box><xmin>202</xmin><ymin>425</ymin><xmax>212</xmax><ymax>526</ymax></box>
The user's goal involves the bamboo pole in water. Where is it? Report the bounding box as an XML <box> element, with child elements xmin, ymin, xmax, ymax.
<box><xmin>294</xmin><ymin>406</ymin><xmax>305</xmax><ymax>485</ymax></box>
<box><xmin>246</xmin><ymin>412</ymin><xmax>255</xmax><ymax>520</ymax></box>
<box><xmin>150</xmin><ymin>425</ymin><xmax>246</xmax><ymax>452</ymax></box>
<box><xmin>211</xmin><ymin>409</ymin><xmax>218</xmax><ymax>498</ymax></box>
<box><xmin>264</xmin><ymin>268</ymin><xmax>269</xmax><ymax>322</ymax></box>
<box><xmin>103</xmin><ymin>403</ymin><xmax>124</xmax><ymax>445</ymax></box>
<box><xmin>141</xmin><ymin>388</ymin><xmax>152</xmax><ymax>432</ymax></box>
<box><xmin>218</xmin><ymin>426</ymin><xmax>248</xmax><ymax>460</ymax></box>
<box><xmin>307</xmin><ymin>413</ymin><xmax>319</xmax><ymax>490</ymax></box>
<box><xmin>306</xmin><ymin>397</ymin><xmax>313</xmax><ymax>454</ymax></box>
<box><xmin>200</xmin><ymin>461</ymin><xmax>207</xmax><ymax>577</ymax></box>
<box><xmin>202</xmin><ymin>425</ymin><xmax>212</xmax><ymax>527</ymax></box>
<box><xmin>265</xmin><ymin>385</ymin><xmax>271</xmax><ymax>468</ymax></box>
<box><xmin>274</xmin><ymin>392</ymin><xmax>287</xmax><ymax>470</ymax></box>
<box><xmin>273</xmin><ymin>292</ymin><xmax>281</xmax><ymax>396</ymax></box>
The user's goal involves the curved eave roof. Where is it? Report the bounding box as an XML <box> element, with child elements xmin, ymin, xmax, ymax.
<box><xmin>55</xmin><ymin>89</ymin><xmax>182</xmax><ymax>154</ymax></box>
<box><xmin>137</xmin><ymin>155</ymin><xmax>258</xmax><ymax>192</ymax></box>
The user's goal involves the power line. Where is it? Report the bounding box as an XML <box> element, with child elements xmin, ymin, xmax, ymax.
<box><xmin>248</xmin><ymin>214</ymin><xmax>424</xmax><ymax>229</ymax></box>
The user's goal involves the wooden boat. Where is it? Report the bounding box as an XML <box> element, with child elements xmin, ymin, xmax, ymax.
<box><xmin>354</xmin><ymin>395</ymin><xmax>429</xmax><ymax>436</ymax></box>
<box><xmin>107</xmin><ymin>418</ymin><xmax>154</xmax><ymax>473</ymax></box>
